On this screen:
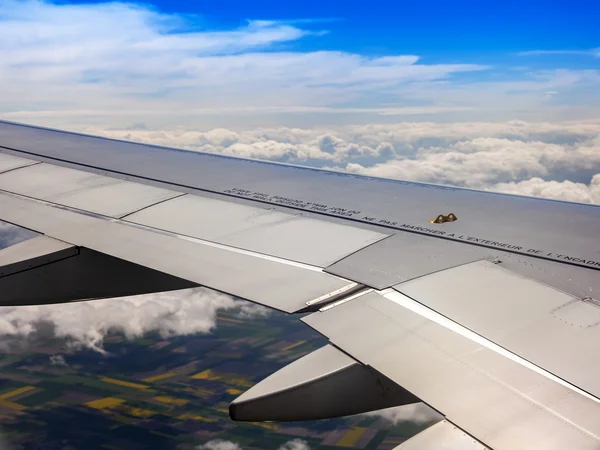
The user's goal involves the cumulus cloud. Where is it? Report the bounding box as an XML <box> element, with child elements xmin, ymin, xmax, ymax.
<box><xmin>89</xmin><ymin>119</ymin><xmax>600</xmax><ymax>203</ymax></box>
<box><xmin>2</xmin><ymin>1</ymin><xmax>599</xmax><ymax>128</ymax></box>
<box><xmin>364</xmin><ymin>404</ymin><xmax>442</xmax><ymax>425</ymax></box>
<box><xmin>49</xmin><ymin>354</ymin><xmax>67</xmax><ymax>367</ymax></box>
<box><xmin>492</xmin><ymin>175</ymin><xmax>600</xmax><ymax>204</ymax></box>
<box><xmin>0</xmin><ymin>0</ymin><xmax>493</xmax><ymax>128</ymax></box>
<box><xmin>197</xmin><ymin>440</ymin><xmax>242</xmax><ymax>450</ymax></box>
<box><xmin>0</xmin><ymin>288</ymin><xmax>267</xmax><ymax>353</ymax></box>
<box><xmin>278</xmin><ymin>439</ymin><xmax>311</xmax><ymax>450</ymax></box>
<box><xmin>196</xmin><ymin>439</ymin><xmax>310</xmax><ymax>450</ymax></box>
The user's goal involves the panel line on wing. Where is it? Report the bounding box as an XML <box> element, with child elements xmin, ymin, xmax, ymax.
<box><xmin>0</xmin><ymin>187</ymin><xmax>326</xmax><ymax>273</ymax></box>
<box><xmin>0</xmin><ymin>160</ymin><xmax>42</xmax><ymax>175</ymax></box>
<box><xmin>381</xmin><ymin>289</ymin><xmax>600</xmax><ymax>405</ymax></box>
<box><xmin>118</xmin><ymin>193</ymin><xmax>188</xmax><ymax>219</ymax></box>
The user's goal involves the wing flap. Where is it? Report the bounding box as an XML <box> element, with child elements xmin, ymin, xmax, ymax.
<box><xmin>0</xmin><ymin>162</ymin><xmax>182</xmax><ymax>218</ymax></box>
<box><xmin>396</xmin><ymin>260</ymin><xmax>600</xmax><ymax>399</ymax></box>
<box><xmin>0</xmin><ymin>191</ymin><xmax>357</xmax><ymax>312</ymax></box>
<box><xmin>325</xmin><ymin>232</ymin><xmax>490</xmax><ymax>289</ymax></box>
<box><xmin>302</xmin><ymin>291</ymin><xmax>600</xmax><ymax>450</ymax></box>
<box><xmin>125</xmin><ymin>193</ymin><xmax>387</xmax><ymax>267</ymax></box>
<box><xmin>0</xmin><ymin>152</ymin><xmax>39</xmax><ymax>173</ymax></box>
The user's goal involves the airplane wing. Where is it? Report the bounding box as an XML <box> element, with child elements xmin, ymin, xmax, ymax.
<box><xmin>0</xmin><ymin>119</ymin><xmax>599</xmax><ymax>449</ymax></box>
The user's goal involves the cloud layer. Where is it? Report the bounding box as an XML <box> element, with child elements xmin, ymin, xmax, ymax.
<box><xmin>197</xmin><ymin>439</ymin><xmax>310</xmax><ymax>450</ymax></box>
<box><xmin>0</xmin><ymin>288</ymin><xmax>269</xmax><ymax>353</ymax></box>
<box><xmin>89</xmin><ymin>119</ymin><xmax>600</xmax><ymax>204</ymax></box>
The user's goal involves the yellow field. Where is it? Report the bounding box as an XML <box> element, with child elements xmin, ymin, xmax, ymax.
<box><xmin>86</xmin><ymin>397</ymin><xmax>125</xmax><ymax>409</ymax></box>
<box><xmin>101</xmin><ymin>377</ymin><xmax>150</xmax><ymax>390</ymax></box>
<box><xmin>337</xmin><ymin>427</ymin><xmax>367</xmax><ymax>447</ymax></box>
<box><xmin>153</xmin><ymin>395</ymin><xmax>188</xmax><ymax>406</ymax></box>
<box><xmin>0</xmin><ymin>385</ymin><xmax>35</xmax><ymax>400</ymax></box>
<box><xmin>142</xmin><ymin>372</ymin><xmax>177</xmax><ymax>383</ymax></box>
<box><xmin>282</xmin><ymin>340</ymin><xmax>307</xmax><ymax>351</ymax></box>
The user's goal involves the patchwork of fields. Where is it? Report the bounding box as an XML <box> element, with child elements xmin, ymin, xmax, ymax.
<box><xmin>0</xmin><ymin>305</ymin><xmax>433</xmax><ymax>449</ymax></box>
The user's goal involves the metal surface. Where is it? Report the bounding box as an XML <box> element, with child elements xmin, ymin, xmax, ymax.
<box><xmin>230</xmin><ymin>344</ymin><xmax>419</xmax><ymax>421</ymax></box>
<box><xmin>394</xmin><ymin>420</ymin><xmax>489</xmax><ymax>450</ymax></box>
<box><xmin>303</xmin><ymin>291</ymin><xmax>600</xmax><ymax>450</ymax></box>
<box><xmin>326</xmin><ymin>233</ymin><xmax>490</xmax><ymax>289</ymax></box>
<box><xmin>0</xmin><ymin>162</ymin><xmax>181</xmax><ymax>218</ymax></box>
<box><xmin>1</xmin><ymin>120</ymin><xmax>600</xmax><ymax>447</ymax></box>
<box><xmin>0</xmin><ymin>120</ymin><xmax>598</xmax><ymax>271</ymax></box>
<box><xmin>0</xmin><ymin>245</ymin><xmax>197</xmax><ymax>307</ymax></box>
<box><xmin>0</xmin><ymin>191</ymin><xmax>355</xmax><ymax>313</ymax></box>
<box><xmin>396</xmin><ymin>260</ymin><xmax>600</xmax><ymax>399</ymax></box>
<box><xmin>0</xmin><ymin>152</ymin><xmax>38</xmax><ymax>173</ymax></box>
<box><xmin>127</xmin><ymin>194</ymin><xmax>387</xmax><ymax>267</ymax></box>
<box><xmin>0</xmin><ymin>235</ymin><xmax>76</xmax><ymax>277</ymax></box>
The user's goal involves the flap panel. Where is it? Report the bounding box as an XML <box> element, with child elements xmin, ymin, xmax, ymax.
<box><xmin>396</xmin><ymin>260</ymin><xmax>600</xmax><ymax>399</ymax></box>
<box><xmin>303</xmin><ymin>291</ymin><xmax>600</xmax><ymax>450</ymax></box>
<box><xmin>126</xmin><ymin>194</ymin><xmax>388</xmax><ymax>267</ymax></box>
<box><xmin>0</xmin><ymin>153</ymin><xmax>38</xmax><ymax>173</ymax></box>
<box><xmin>0</xmin><ymin>191</ymin><xmax>355</xmax><ymax>313</ymax></box>
<box><xmin>0</xmin><ymin>163</ymin><xmax>181</xmax><ymax>217</ymax></box>
<box><xmin>326</xmin><ymin>232</ymin><xmax>490</xmax><ymax>289</ymax></box>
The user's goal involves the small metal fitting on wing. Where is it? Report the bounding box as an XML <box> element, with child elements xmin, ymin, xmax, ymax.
<box><xmin>429</xmin><ymin>212</ymin><xmax>458</xmax><ymax>224</ymax></box>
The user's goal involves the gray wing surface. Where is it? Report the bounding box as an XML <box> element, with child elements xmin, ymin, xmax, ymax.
<box><xmin>1</xmin><ymin>119</ymin><xmax>599</xmax><ymax>449</ymax></box>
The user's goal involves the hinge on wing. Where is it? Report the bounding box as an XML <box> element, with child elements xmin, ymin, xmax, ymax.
<box><xmin>298</xmin><ymin>283</ymin><xmax>369</xmax><ymax>313</ymax></box>
<box><xmin>429</xmin><ymin>212</ymin><xmax>458</xmax><ymax>224</ymax></box>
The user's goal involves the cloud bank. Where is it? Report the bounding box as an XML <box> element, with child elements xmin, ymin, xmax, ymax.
<box><xmin>0</xmin><ymin>288</ymin><xmax>269</xmax><ymax>353</ymax></box>
<box><xmin>90</xmin><ymin>119</ymin><xmax>600</xmax><ymax>204</ymax></box>
<box><xmin>197</xmin><ymin>439</ymin><xmax>310</xmax><ymax>450</ymax></box>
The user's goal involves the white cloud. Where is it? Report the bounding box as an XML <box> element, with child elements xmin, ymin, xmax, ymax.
<box><xmin>364</xmin><ymin>404</ymin><xmax>442</xmax><ymax>425</ymax></box>
<box><xmin>0</xmin><ymin>0</ymin><xmax>492</xmax><ymax>128</ymax></box>
<box><xmin>517</xmin><ymin>48</ymin><xmax>600</xmax><ymax>57</ymax></box>
<box><xmin>197</xmin><ymin>440</ymin><xmax>242</xmax><ymax>450</ymax></box>
<box><xmin>85</xmin><ymin>119</ymin><xmax>600</xmax><ymax>203</ymax></box>
<box><xmin>278</xmin><ymin>439</ymin><xmax>311</xmax><ymax>450</ymax></box>
<box><xmin>491</xmin><ymin>174</ymin><xmax>600</xmax><ymax>204</ymax></box>
<box><xmin>3</xmin><ymin>1</ymin><xmax>599</xmax><ymax>127</ymax></box>
<box><xmin>0</xmin><ymin>288</ymin><xmax>267</xmax><ymax>353</ymax></box>
<box><xmin>195</xmin><ymin>439</ymin><xmax>311</xmax><ymax>450</ymax></box>
<box><xmin>49</xmin><ymin>354</ymin><xmax>67</xmax><ymax>366</ymax></box>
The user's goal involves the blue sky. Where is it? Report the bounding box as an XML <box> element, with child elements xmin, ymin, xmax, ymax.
<box><xmin>67</xmin><ymin>0</ymin><xmax>599</xmax><ymax>58</ymax></box>
<box><xmin>0</xmin><ymin>0</ymin><xmax>598</xmax><ymax>128</ymax></box>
